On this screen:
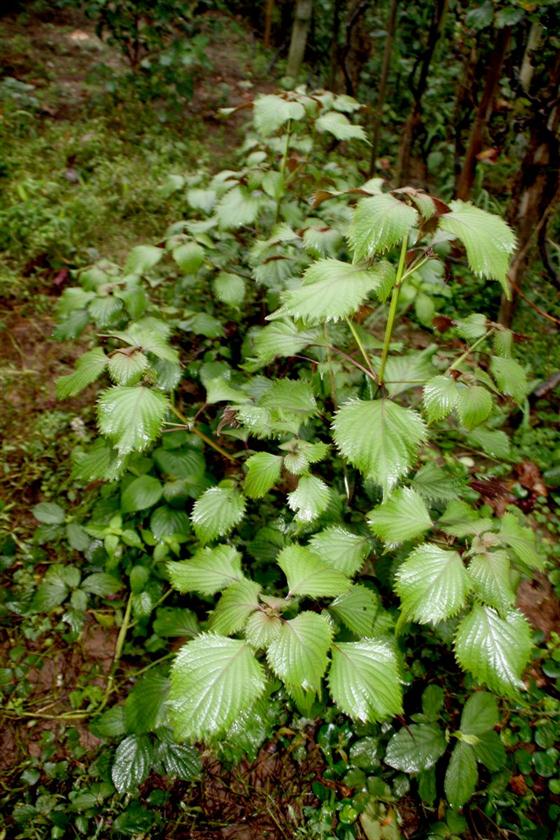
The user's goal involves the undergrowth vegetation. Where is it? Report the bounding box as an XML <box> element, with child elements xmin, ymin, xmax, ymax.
<box><xmin>1</xmin><ymin>4</ymin><xmax>559</xmax><ymax>840</ymax></box>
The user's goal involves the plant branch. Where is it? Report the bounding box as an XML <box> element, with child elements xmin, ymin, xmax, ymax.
<box><xmin>378</xmin><ymin>236</ymin><xmax>409</xmax><ymax>386</ymax></box>
<box><xmin>447</xmin><ymin>329</ymin><xmax>494</xmax><ymax>372</ymax></box>
<box><xmin>169</xmin><ymin>405</ymin><xmax>237</xmax><ymax>462</ymax></box>
<box><xmin>344</xmin><ymin>318</ymin><xmax>378</xmax><ymax>380</ymax></box>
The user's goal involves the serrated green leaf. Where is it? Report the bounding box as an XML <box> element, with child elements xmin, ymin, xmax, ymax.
<box><xmin>121</xmin><ymin>475</ymin><xmax>163</xmax><ymax>513</ymax></box>
<box><xmin>191</xmin><ymin>486</ymin><xmax>246</xmax><ymax>543</ymax></box>
<box><xmin>152</xmin><ymin>606</ymin><xmax>199</xmax><ymax>638</ymax></box>
<box><xmin>124</xmin><ymin>671</ymin><xmax>169</xmax><ymax>734</ymax></box>
<box><xmin>244</xmin><ymin>611</ymin><xmax>282</xmax><ymax>648</ymax></box>
<box><xmin>460</xmin><ymin>691</ymin><xmax>499</xmax><ymax>735</ymax></box>
<box><xmin>328</xmin><ymin>639</ymin><xmax>403</xmax><ymax>722</ymax></box>
<box><xmin>253</xmin><ymin>94</ymin><xmax>305</xmax><ymax>135</ymax></box>
<box><xmin>455</xmin><ymin>605</ymin><xmax>532</xmax><ymax>696</ymax></box>
<box><xmin>315</xmin><ymin>110</ymin><xmax>367</xmax><ymax>142</ymax></box>
<box><xmin>81</xmin><ymin>572</ymin><xmax>123</xmax><ymax>596</ymax></box>
<box><xmin>287</xmin><ymin>474</ymin><xmax>330</xmax><ymax>523</ymax></box>
<box><xmin>472</xmin><ymin>730</ymin><xmax>506</xmax><ymax>771</ymax></box>
<box><xmin>90</xmin><ymin>705</ymin><xmax>127</xmax><ymax>739</ymax></box>
<box><xmin>150</xmin><ymin>506</ymin><xmax>191</xmax><ymax>541</ymax></box>
<box><xmin>153</xmin><ymin>447</ymin><xmax>205</xmax><ymax>480</ymax></box>
<box><xmin>114</xmin><ymin>320</ymin><xmax>179</xmax><ymax>364</ymax></box>
<box><xmin>186</xmin><ymin>187</ymin><xmax>216</xmax><ymax>213</ymax></box>
<box><xmin>173</xmin><ymin>242</ymin><xmax>204</xmax><ymax>275</ymax></box>
<box><xmin>260</xmin><ymin>379</ymin><xmax>317</xmax><ymax>417</ymax></box>
<box><xmin>107</xmin><ymin>349</ymin><xmax>149</xmax><ymax>386</ymax></box>
<box><xmin>156</xmin><ymin>735</ymin><xmax>201</xmax><ymax>780</ymax></box>
<box><xmin>438</xmin><ymin>499</ymin><xmax>492</xmax><ymax>538</ymax></box>
<box><xmin>213</xmin><ymin>272</ymin><xmax>245</xmax><ymax>308</ymax></box>
<box><xmin>111</xmin><ymin>734</ymin><xmax>153</xmax><ymax>793</ymax></box>
<box><xmin>216</xmin><ymin>186</ymin><xmax>261</xmax><ymax>229</ymax></box>
<box><xmin>490</xmin><ymin>356</ymin><xmax>528</xmax><ymax>403</ymax></box>
<box><xmin>244</xmin><ymin>452</ymin><xmax>283</xmax><ymax>498</ymax></box>
<box><xmin>348</xmin><ymin>194</ymin><xmax>418</xmax><ymax>261</ymax></box>
<box><xmin>412</xmin><ymin>462</ymin><xmax>462</xmax><ymax>503</ymax></box>
<box><xmin>308</xmin><ymin>526</ymin><xmax>370</xmax><ymax>576</ymax></box>
<box><xmin>249</xmin><ymin>320</ymin><xmax>318</xmax><ymax>367</ymax></box>
<box><xmin>167</xmin><ymin>545</ymin><xmax>243</xmax><ymax>596</ymax></box>
<box><xmin>269</xmin><ymin>259</ymin><xmax>388</xmax><ymax>325</ymax></box>
<box><xmin>499</xmin><ymin>511</ymin><xmax>542</xmax><ymax>571</ymax></box>
<box><xmin>125</xmin><ymin>245</ymin><xmax>163</xmax><ymax>275</ymax></box>
<box><xmin>72</xmin><ymin>439</ymin><xmax>125</xmax><ymax>482</ymax></box>
<box><xmin>467</xmin><ymin>428</ymin><xmax>510</xmax><ymax>459</ymax></box>
<box><xmin>98</xmin><ymin>386</ymin><xmax>169</xmax><ymax>456</ymax></box>
<box><xmin>88</xmin><ymin>296</ymin><xmax>123</xmax><ymax>326</ymax></box>
<box><xmin>332</xmin><ymin>399</ymin><xmax>427</xmax><ymax>496</ymax></box>
<box><xmin>467</xmin><ymin>552</ymin><xmax>514</xmax><ymax>613</ymax></box>
<box><xmin>368</xmin><ymin>487</ymin><xmax>431</xmax><ymax>544</ymax></box>
<box><xmin>423</xmin><ymin>375</ymin><xmax>459</xmax><ymax>423</ymax></box>
<box><xmin>383</xmin><ymin>350</ymin><xmax>435</xmax><ymax>397</ymax></box>
<box><xmin>56</xmin><ymin>348</ymin><xmax>107</xmax><ymax>399</ymax></box>
<box><xmin>439</xmin><ymin>201</ymin><xmax>516</xmax><ymax>296</ymax></box>
<box><xmin>329</xmin><ymin>585</ymin><xmax>378</xmax><ymax>636</ymax></box>
<box><xmin>169</xmin><ymin>635</ymin><xmax>266</xmax><ymax>739</ymax></box>
<box><xmin>456</xmin><ymin>385</ymin><xmax>493</xmax><ymax>430</ymax></box>
<box><xmin>32</xmin><ymin>502</ymin><xmax>66</xmax><ymax>525</ymax></box>
<box><xmin>444</xmin><ymin>741</ymin><xmax>478</xmax><ymax>807</ymax></box>
<box><xmin>267</xmin><ymin>611</ymin><xmax>333</xmax><ymax>693</ymax></box>
<box><xmin>277</xmin><ymin>545</ymin><xmax>351</xmax><ymax>597</ymax></box>
<box><xmin>396</xmin><ymin>544</ymin><xmax>471</xmax><ymax>624</ymax></box>
<box><xmin>385</xmin><ymin>724</ymin><xmax>446</xmax><ymax>773</ymax></box>
<box><xmin>209</xmin><ymin>579</ymin><xmax>262</xmax><ymax>635</ymax></box>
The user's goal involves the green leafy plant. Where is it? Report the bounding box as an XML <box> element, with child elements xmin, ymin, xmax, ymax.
<box><xmin>50</xmin><ymin>87</ymin><xmax>540</xmax><ymax>810</ymax></box>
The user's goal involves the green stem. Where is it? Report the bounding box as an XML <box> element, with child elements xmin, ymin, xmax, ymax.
<box><xmin>96</xmin><ymin>591</ymin><xmax>133</xmax><ymax>715</ymax></box>
<box><xmin>170</xmin><ymin>405</ymin><xmax>236</xmax><ymax>463</ymax></box>
<box><xmin>378</xmin><ymin>236</ymin><xmax>409</xmax><ymax>386</ymax></box>
<box><xmin>275</xmin><ymin>119</ymin><xmax>292</xmax><ymax>223</ymax></box>
<box><xmin>447</xmin><ymin>329</ymin><xmax>494</xmax><ymax>373</ymax></box>
<box><xmin>344</xmin><ymin>318</ymin><xmax>378</xmax><ymax>380</ymax></box>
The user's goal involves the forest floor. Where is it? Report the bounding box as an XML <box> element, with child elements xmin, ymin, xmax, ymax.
<box><xmin>1</xmin><ymin>4</ymin><xmax>559</xmax><ymax>840</ymax></box>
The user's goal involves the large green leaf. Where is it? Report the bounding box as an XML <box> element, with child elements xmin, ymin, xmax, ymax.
<box><xmin>490</xmin><ymin>356</ymin><xmax>528</xmax><ymax>404</ymax></box>
<box><xmin>382</xmin><ymin>350</ymin><xmax>435</xmax><ymax>397</ymax></box>
<box><xmin>216</xmin><ymin>186</ymin><xmax>261</xmax><ymax>229</ymax></box>
<box><xmin>57</xmin><ymin>347</ymin><xmax>107</xmax><ymax>399</ymax></box>
<box><xmin>190</xmin><ymin>486</ymin><xmax>246</xmax><ymax>543</ymax></box>
<box><xmin>112</xmin><ymin>320</ymin><xmax>179</xmax><ymax>364</ymax></box>
<box><xmin>260</xmin><ymin>379</ymin><xmax>317</xmax><ymax>421</ymax></box>
<box><xmin>153</xmin><ymin>447</ymin><xmax>205</xmax><ymax>481</ymax></box>
<box><xmin>107</xmin><ymin>349</ymin><xmax>149</xmax><ymax>386</ymax></box>
<box><xmin>332</xmin><ymin>399</ymin><xmax>427</xmax><ymax>496</ymax></box>
<box><xmin>269</xmin><ymin>259</ymin><xmax>388</xmax><ymax>325</ymax></box>
<box><xmin>385</xmin><ymin>724</ymin><xmax>446</xmax><ymax>773</ymax></box>
<box><xmin>472</xmin><ymin>730</ymin><xmax>506</xmax><ymax>771</ymax></box>
<box><xmin>111</xmin><ymin>734</ymin><xmax>153</xmax><ymax>793</ymax></box>
<box><xmin>249</xmin><ymin>320</ymin><xmax>318</xmax><ymax>367</ymax></box>
<box><xmin>308</xmin><ymin>527</ymin><xmax>370</xmax><ymax>576</ymax></box>
<box><xmin>244</xmin><ymin>452</ymin><xmax>283</xmax><ymax>498</ymax></box>
<box><xmin>244</xmin><ymin>611</ymin><xmax>282</xmax><ymax>648</ymax></box>
<box><xmin>329</xmin><ymin>585</ymin><xmax>378</xmax><ymax>636</ymax></box>
<box><xmin>467</xmin><ymin>552</ymin><xmax>515</xmax><ymax>613</ymax></box>
<box><xmin>167</xmin><ymin>545</ymin><xmax>243</xmax><ymax>596</ymax></box>
<box><xmin>169</xmin><ymin>635</ymin><xmax>266</xmax><ymax>740</ymax></box>
<box><xmin>150</xmin><ymin>506</ymin><xmax>191</xmax><ymax>541</ymax></box>
<box><xmin>439</xmin><ymin>201</ymin><xmax>516</xmax><ymax>296</ymax></box>
<box><xmin>368</xmin><ymin>487</ymin><xmax>431</xmax><ymax>544</ymax></box>
<box><xmin>209</xmin><ymin>579</ymin><xmax>262</xmax><ymax>635</ymax></box>
<box><xmin>124</xmin><ymin>671</ymin><xmax>169</xmax><ymax>734</ymax></box>
<box><xmin>412</xmin><ymin>462</ymin><xmax>462</xmax><ymax>503</ymax></box>
<box><xmin>97</xmin><ymin>386</ymin><xmax>169</xmax><ymax>455</ymax></box>
<box><xmin>267</xmin><ymin>612</ymin><xmax>333</xmax><ymax>693</ymax></box>
<box><xmin>156</xmin><ymin>735</ymin><xmax>201</xmax><ymax>780</ymax></box>
<box><xmin>328</xmin><ymin>639</ymin><xmax>403</xmax><ymax>722</ymax></box>
<box><xmin>277</xmin><ymin>545</ymin><xmax>351</xmax><ymax>597</ymax></box>
<box><xmin>121</xmin><ymin>475</ymin><xmax>163</xmax><ymax>513</ymax></box>
<box><xmin>444</xmin><ymin>741</ymin><xmax>478</xmax><ymax>808</ymax></box>
<box><xmin>253</xmin><ymin>94</ymin><xmax>305</xmax><ymax>135</ymax></box>
<box><xmin>454</xmin><ymin>604</ymin><xmax>532</xmax><ymax>696</ymax></box>
<box><xmin>499</xmin><ymin>511</ymin><xmax>542</xmax><ymax>571</ymax></box>
<box><xmin>287</xmin><ymin>474</ymin><xmax>330</xmax><ymax>522</ymax></box>
<box><xmin>459</xmin><ymin>691</ymin><xmax>500</xmax><ymax>736</ymax></box>
<box><xmin>348</xmin><ymin>193</ymin><xmax>418</xmax><ymax>262</ymax></box>
<box><xmin>173</xmin><ymin>242</ymin><xmax>204</xmax><ymax>275</ymax></box>
<box><xmin>423</xmin><ymin>375</ymin><xmax>459</xmax><ymax>423</ymax></box>
<box><xmin>32</xmin><ymin>502</ymin><xmax>66</xmax><ymax>525</ymax></box>
<box><xmin>214</xmin><ymin>272</ymin><xmax>245</xmax><ymax>308</ymax></box>
<box><xmin>396</xmin><ymin>544</ymin><xmax>471</xmax><ymax>624</ymax></box>
<box><xmin>125</xmin><ymin>245</ymin><xmax>163</xmax><ymax>275</ymax></box>
<box><xmin>456</xmin><ymin>385</ymin><xmax>493</xmax><ymax>430</ymax></box>
<box><xmin>315</xmin><ymin>111</ymin><xmax>367</xmax><ymax>142</ymax></box>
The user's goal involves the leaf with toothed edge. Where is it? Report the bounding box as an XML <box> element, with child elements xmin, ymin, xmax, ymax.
<box><xmin>97</xmin><ymin>386</ymin><xmax>169</xmax><ymax>456</ymax></box>
<box><xmin>167</xmin><ymin>545</ymin><xmax>243</xmax><ymax>596</ymax></box>
<box><xmin>266</xmin><ymin>612</ymin><xmax>333</xmax><ymax>693</ymax></box>
<box><xmin>209</xmin><ymin>579</ymin><xmax>262</xmax><ymax>635</ymax></box>
<box><xmin>190</xmin><ymin>486</ymin><xmax>246</xmax><ymax>543</ymax></box>
<box><xmin>328</xmin><ymin>639</ymin><xmax>403</xmax><ymax>722</ymax></box>
<box><xmin>348</xmin><ymin>193</ymin><xmax>418</xmax><ymax>262</ymax></box>
<box><xmin>368</xmin><ymin>487</ymin><xmax>431</xmax><ymax>544</ymax></box>
<box><xmin>396</xmin><ymin>544</ymin><xmax>471</xmax><ymax>624</ymax></box>
<box><xmin>277</xmin><ymin>545</ymin><xmax>351</xmax><ymax>597</ymax></box>
<box><xmin>57</xmin><ymin>347</ymin><xmax>108</xmax><ymax>399</ymax></box>
<box><xmin>308</xmin><ymin>527</ymin><xmax>370</xmax><ymax>576</ymax></box>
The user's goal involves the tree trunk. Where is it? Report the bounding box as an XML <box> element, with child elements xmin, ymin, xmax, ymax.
<box><xmin>264</xmin><ymin>0</ymin><xmax>275</xmax><ymax>48</ymax></box>
<box><xmin>498</xmin><ymin>53</ymin><xmax>560</xmax><ymax>326</ymax></box>
<box><xmin>286</xmin><ymin>0</ymin><xmax>313</xmax><ymax>79</ymax></box>
<box><xmin>328</xmin><ymin>0</ymin><xmax>345</xmax><ymax>91</ymax></box>
<box><xmin>455</xmin><ymin>26</ymin><xmax>511</xmax><ymax>201</ymax></box>
<box><xmin>396</xmin><ymin>0</ymin><xmax>448</xmax><ymax>186</ymax></box>
<box><xmin>452</xmin><ymin>42</ymin><xmax>478</xmax><ymax>178</ymax></box>
<box><xmin>369</xmin><ymin>0</ymin><xmax>398</xmax><ymax>174</ymax></box>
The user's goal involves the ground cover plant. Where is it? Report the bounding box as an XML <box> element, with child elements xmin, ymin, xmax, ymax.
<box><xmin>1</xmin><ymin>2</ymin><xmax>560</xmax><ymax>839</ymax></box>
